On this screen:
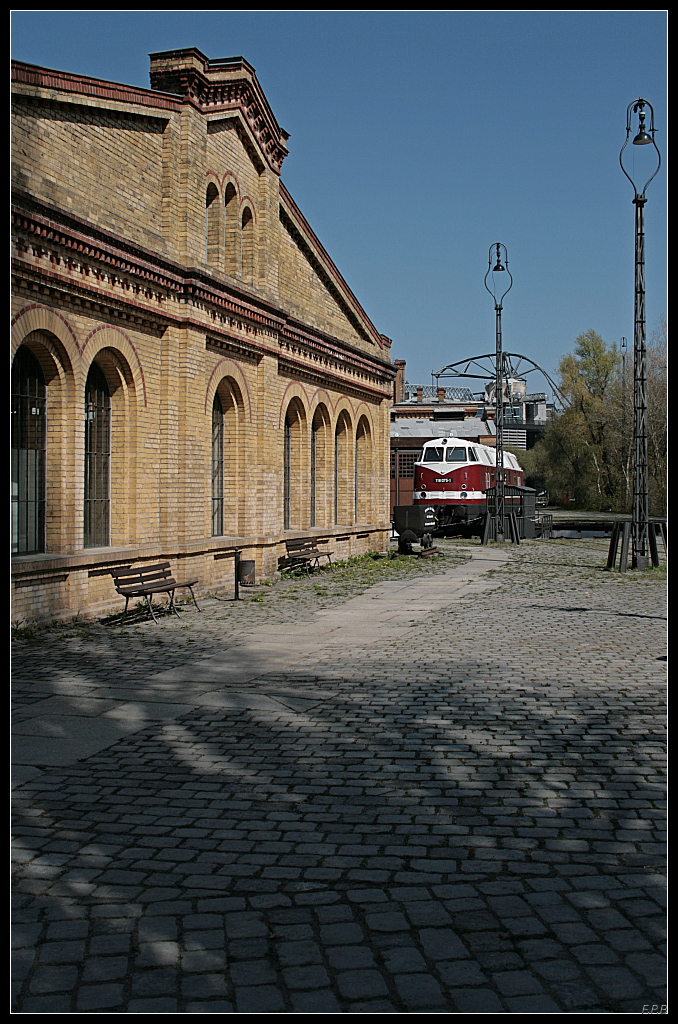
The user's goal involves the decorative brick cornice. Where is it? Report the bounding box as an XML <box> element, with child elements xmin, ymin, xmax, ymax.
<box><xmin>280</xmin><ymin>319</ymin><xmax>394</xmax><ymax>381</ymax></box>
<box><xmin>148</xmin><ymin>49</ymin><xmax>288</xmax><ymax>174</ymax></box>
<box><xmin>11</xmin><ymin>60</ymin><xmax>181</xmax><ymax>112</ymax></box>
<box><xmin>12</xmin><ymin>194</ymin><xmax>396</xmax><ymax>385</ymax></box>
<box><xmin>277</xmin><ymin>355</ymin><xmax>390</xmax><ymax>402</ymax></box>
<box><xmin>12</xmin><ymin>193</ymin><xmax>284</xmax><ymax>329</ymax></box>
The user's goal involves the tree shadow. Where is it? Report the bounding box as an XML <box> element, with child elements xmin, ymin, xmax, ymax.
<box><xmin>12</xmin><ymin>642</ymin><xmax>666</xmax><ymax>1013</ymax></box>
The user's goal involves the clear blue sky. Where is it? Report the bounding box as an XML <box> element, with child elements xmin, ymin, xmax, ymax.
<box><xmin>11</xmin><ymin>10</ymin><xmax>667</xmax><ymax>390</ymax></box>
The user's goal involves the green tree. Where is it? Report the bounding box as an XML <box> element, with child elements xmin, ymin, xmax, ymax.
<box><xmin>552</xmin><ymin>330</ymin><xmax>620</xmax><ymax>508</ymax></box>
<box><xmin>530</xmin><ymin>324</ymin><xmax>666</xmax><ymax>514</ymax></box>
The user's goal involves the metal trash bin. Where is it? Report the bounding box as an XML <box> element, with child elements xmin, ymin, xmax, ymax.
<box><xmin>237</xmin><ymin>559</ymin><xmax>255</xmax><ymax>585</ymax></box>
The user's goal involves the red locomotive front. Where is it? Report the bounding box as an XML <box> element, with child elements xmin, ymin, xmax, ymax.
<box><xmin>412</xmin><ymin>438</ymin><xmax>524</xmax><ymax>528</ymax></box>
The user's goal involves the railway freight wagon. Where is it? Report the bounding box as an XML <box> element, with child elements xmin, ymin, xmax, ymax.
<box><xmin>412</xmin><ymin>437</ymin><xmax>525</xmax><ymax>531</ymax></box>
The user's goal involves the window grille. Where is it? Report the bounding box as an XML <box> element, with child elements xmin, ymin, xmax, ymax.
<box><xmin>12</xmin><ymin>346</ymin><xmax>46</xmax><ymax>555</ymax></box>
<box><xmin>398</xmin><ymin>452</ymin><xmax>417</xmax><ymax>478</ymax></box>
<box><xmin>310</xmin><ymin>421</ymin><xmax>318</xmax><ymax>527</ymax></box>
<box><xmin>355</xmin><ymin>434</ymin><xmax>359</xmax><ymax>522</ymax></box>
<box><xmin>284</xmin><ymin>415</ymin><xmax>291</xmax><ymax>529</ymax></box>
<box><xmin>334</xmin><ymin>429</ymin><xmax>339</xmax><ymax>524</ymax></box>
<box><xmin>84</xmin><ymin>362</ymin><xmax>111</xmax><ymax>547</ymax></box>
<box><xmin>212</xmin><ymin>392</ymin><xmax>224</xmax><ymax>536</ymax></box>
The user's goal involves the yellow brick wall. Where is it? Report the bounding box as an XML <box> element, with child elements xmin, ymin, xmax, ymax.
<box><xmin>11</xmin><ymin>54</ymin><xmax>394</xmax><ymax>624</ymax></box>
<box><xmin>12</xmin><ymin>96</ymin><xmax>168</xmax><ymax>254</ymax></box>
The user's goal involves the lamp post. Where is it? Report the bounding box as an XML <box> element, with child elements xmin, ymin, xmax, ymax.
<box><xmin>484</xmin><ymin>242</ymin><xmax>512</xmax><ymax>542</ymax></box>
<box><xmin>620</xmin><ymin>337</ymin><xmax>629</xmax><ymax>509</ymax></box>
<box><xmin>619</xmin><ymin>99</ymin><xmax>660</xmax><ymax>569</ymax></box>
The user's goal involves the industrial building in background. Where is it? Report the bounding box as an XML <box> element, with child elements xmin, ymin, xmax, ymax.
<box><xmin>389</xmin><ymin>359</ymin><xmax>554</xmax><ymax>511</ymax></box>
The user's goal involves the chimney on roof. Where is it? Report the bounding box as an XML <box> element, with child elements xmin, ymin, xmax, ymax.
<box><xmin>149</xmin><ymin>47</ymin><xmax>209</xmax><ymax>94</ymax></box>
<box><xmin>416</xmin><ymin>387</ymin><xmax>423</xmax><ymax>403</ymax></box>
<box><xmin>436</xmin><ymin>387</ymin><xmax>446</xmax><ymax>404</ymax></box>
<box><xmin>393</xmin><ymin>360</ymin><xmax>406</xmax><ymax>404</ymax></box>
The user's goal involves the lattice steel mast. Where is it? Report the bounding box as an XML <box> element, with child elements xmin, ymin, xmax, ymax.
<box><xmin>619</xmin><ymin>99</ymin><xmax>660</xmax><ymax>569</ymax></box>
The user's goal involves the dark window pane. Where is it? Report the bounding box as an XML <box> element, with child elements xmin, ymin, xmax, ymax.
<box><xmin>212</xmin><ymin>392</ymin><xmax>224</xmax><ymax>535</ymax></box>
<box><xmin>84</xmin><ymin>362</ymin><xmax>110</xmax><ymax>547</ymax></box>
<box><xmin>11</xmin><ymin>347</ymin><xmax>46</xmax><ymax>555</ymax></box>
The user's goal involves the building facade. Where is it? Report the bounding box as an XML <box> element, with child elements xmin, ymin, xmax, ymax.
<box><xmin>11</xmin><ymin>48</ymin><xmax>395</xmax><ymax>622</ymax></box>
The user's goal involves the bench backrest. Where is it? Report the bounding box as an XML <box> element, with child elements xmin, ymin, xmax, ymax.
<box><xmin>285</xmin><ymin>539</ymin><xmax>325</xmax><ymax>554</ymax></box>
<box><xmin>286</xmin><ymin>536</ymin><xmax>319</xmax><ymax>552</ymax></box>
<box><xmin>111</xmin><ymin>562</ymin><xmax>175</xmax><ymax>591</ymax></box>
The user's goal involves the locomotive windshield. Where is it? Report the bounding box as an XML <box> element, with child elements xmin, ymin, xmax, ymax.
<box><xmin>421</xmin><ymin>447</ymin><xmax>445</xmax><ymax>462</ymax></box>
<box><xmin>445</xmin><ymin>447</ymin><xmax>467</xmax><ymax>462</ymax></box>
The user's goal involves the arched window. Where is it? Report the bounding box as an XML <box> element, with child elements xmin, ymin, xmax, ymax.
<box><xmin>311</xmin><ymin>417</ymin><xmax>318</xmax><ymax>528</ymax></box>
<box><xmin>334</xmin><ymin>428</ymin><xmax>339</xmax><ymax>525</ymax></box>
<box><xmin>355</xmin><ymin>417</ymin><xmax>372</xmax><ymax>523</ymax></box>
<box><xmin>334</xmin><ymin>412</ymin><xmax>353</xmax><ymax>525</ymax></box>
<box><xmin>206</xmin><ymin>183</ymin><xmax>220</xmax><ymax>265</ymax></box>
<box><xmin>284</xmin><ymin>413</ymin><xmax>292</xmax><ymax>530</ymax></box>
<box><xmin>84</xmin><ymin>362</ymin><xmax>111</xmax><ymax>548</ymax></box>
<box><xmin>212</xmin><ymin>392</ymin><xmax>224</xmax><ymax>536</ymax></box>
<box><xmin>283</xmin><ymin>400</ymin><xmax>306</xmax><ymax>530</ymax></box>
<box><xmin>224</xmin><ymin>183</ymin><xmax>238</xmax><ymax>275</ymax></box>
<box><xmin>12</xmin><ymin>346</ymin><xmax>46</xmax><ymax>554</ymax></box>
<box><xmin>310</xmin><ymin>405</ymin><xmax>330</xmax><ymax>528</ymax></box>
<box><xmin>241</xmin><ymin>206</ymin><xmax>254</xmax><ymax>282</ymax></box>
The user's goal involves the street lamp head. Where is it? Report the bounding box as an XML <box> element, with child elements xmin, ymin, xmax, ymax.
<box><xmin>620</xmin><ymin>98</ymin><xmax>661</xmax><ymax>195</ymax></box>
<box><xmin>484</xmin><ymin>242</ymin><xmax>512</xmax><ymax>307</ymax></box>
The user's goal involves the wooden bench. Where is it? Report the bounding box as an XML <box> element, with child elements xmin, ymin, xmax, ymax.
<box><xmin>280</xmin><ymin>538</ymin><xmax>334</xmax><ymax>576</ymax></box>
<box><xmin>111</xmin><ymin>562</ymin><xmax>201</xmax><ymax>622</ymax></box>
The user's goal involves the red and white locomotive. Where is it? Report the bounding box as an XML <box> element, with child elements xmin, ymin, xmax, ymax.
<box><xmin>413</xmin><ymin>437</ymin><xmax>524</xmax><ymax>527</ymax></box>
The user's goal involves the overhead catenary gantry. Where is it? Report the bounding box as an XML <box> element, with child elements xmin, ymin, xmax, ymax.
<box><xmin>432</xmin><ymin>352</ymin><xmax>567</xmax><ymax>411</ymax></box>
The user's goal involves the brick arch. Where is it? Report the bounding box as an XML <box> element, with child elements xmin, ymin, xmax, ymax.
<box><xmin>308</xmin><ymin>387</ymin><xmax>335</xmax><ymax>416</ymax></box>
<box><xmin>278</xmin><ymin>381</ymin><xmax>310</xmax><ymax>428</ymax></box>
<box><xmin>81</xmin><ymin>325</ymin><xmax>147</xmax><ymax>406</ymax></box>
<box><xmin>239</xmin><ymin>197</ymin><xmax>257</xmax><ymax>220</ymax></box>
<box><xmin>331</xmin><ymin>396</ymin><xmax>356</xmax><ymax>432</ymax></box>
<box><xmin>11</xmin><ymin>303</ymin><xmax>79</xmax><ymax>366</ymax></box>
<box><xmin>205</xmin><ymin>172</ymin><xmax>222</xmax><ymax>194</ymax></box>
<box><xmin>352</xmin><ymin>401</ymin><xmax>377</xmax><ymax>436</ymax></box>
<box><xmin>221</xmin><ymin>172</ymin><xmax>242</xmax><ymax>196</ymax></box>
<box><xmin>205</xmin><ymin>358</ymin><xmax>252</xmax><ymax>421</ymax></box>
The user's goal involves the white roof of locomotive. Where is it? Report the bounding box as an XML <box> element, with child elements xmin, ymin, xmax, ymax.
<box><xmin>417</xmin><ymin>437</ymin><xmax>522</xmax><ymax>471</ymax></box>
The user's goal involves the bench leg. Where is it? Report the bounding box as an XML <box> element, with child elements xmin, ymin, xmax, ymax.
<box><xmin>167</xmin><ymin>590</ymin><xmax>181</xmax><ymax>617</ymax></box>
<box><xmin>186</xmin><ymin>585</ymin><xmax>201</xmax><ymax>612</ymax></box>
<box><xmin>146</xmin><ymin>594</ymin><xmax>159</xmax><ymax>623</ymax></box>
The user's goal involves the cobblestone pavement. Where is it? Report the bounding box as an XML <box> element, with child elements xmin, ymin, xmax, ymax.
<box><xmin>12</xmin><ymin>539</ymin><xmax>667</xmax><ymax>1013</ymax></box>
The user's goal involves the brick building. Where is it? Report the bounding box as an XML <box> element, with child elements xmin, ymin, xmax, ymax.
<box><xmin>11</xmin><ymin>48</ymin><xmax>395</xmax><ymax>622</ymax></box>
